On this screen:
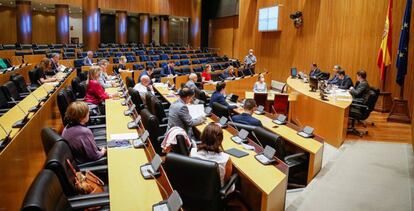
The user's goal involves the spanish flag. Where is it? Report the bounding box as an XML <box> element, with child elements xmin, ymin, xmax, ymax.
<box><xmin>377</xmin><ymin>0</ymin><xmax>393</xmax><ymax>81</ymax></box>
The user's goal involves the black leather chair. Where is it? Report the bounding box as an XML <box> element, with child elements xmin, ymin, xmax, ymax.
<box><xmin>150</xmin><ymin>95</ymin><xmax>168</xmax><ymax>124</ymax></box>
<box><xmin>71</xmin><ymin>77</ymin><xmax>86</xmax><ymax>99</ymax></box>
<box><xmin>228</xmin><ymin>122</ymin><xmax>257</xmax><ymax>137</ymax></box>
<box><xmin>170</xmin><ymin>135</ymin><xmax>191</xmax><ymax>156</ymax></box>
<box><xmin>21</xmin><ymin>169</ymin><xmax>109</xmax><ymax>211</ymax></box>
<box><xmin>253</xmin><ymin>127</ymin><xmax>308</xmax><ymax>186</ymax></box>
<box><xmin>164</xmin><ymin>153</ymin><xmax>238</xmax><ymax>211</ymax></box>
<box><xmin>41</xmin><ymin>127</ymin><xmax>66</xmax><ymax>155</ymax></box>
<box><xmin>44</xmin><ymin>141</ymin><xmax>108</xmax><ymax>195</ymax></box>
<box><xmin>0</xmin><ymin>89</ymin><xmax>12</xmax><ymax>116</ymax></box>
<box><xmin>125</xmin><ymin>76</ymin><xmax>135</xmax><ymax>88</ymax></box>
<box><xmin>1</xmin><ymin>81</ymin><xmax>23</xmax><ymax>102</ymax></box>
<box><xmin>10</xmin><ymin>74</ymin><xmax>33</xmax><ymax>95</ymax></box>
<box><xmin>128</xmin><ymin>87</ymin><xmax>145</xmax><ymax>112</ymax></box>
<box><xmin>28</xmin><ymin>68</ymin><xmax>41</xmax><ymax>88</ymax></box>
<box><xmin>317</xmin><ymin>71</ymin><xmax>330</xmax><ymax>80</ymax></box>
<box><xmin>348</xmin><ymin>87</ymin><xmax>380</xmax><ymax>136</ymax></box>
<box><xmin>139</xmin><ymin>108</ymin><xmax>167</xmax><ymax>154</ymax></box>
<box><xmin>212</xmin><ymin>102</ymin><xmax>230</xmax><ymax>118</ymax></box>
<box><xmin>194</xmin><ymin>87</ymin><xmax>208</xmax><ymax>105</ymax></box>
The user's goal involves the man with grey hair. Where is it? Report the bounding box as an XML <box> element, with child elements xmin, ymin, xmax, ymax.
<box><xmin>97</xmin><ymin>59</ymin><xmax>117</xmax><ymax>88</ymax></box>
<box><xmin>185</xmin><ymin>73</ymin><xmax>198</xmax><ymax>89</ymax></box>
<box><xmin>244</xmin><ymin>49</ymin><xmax>257</xmax><ymax>68</ymax></box>
<box><xmin>83</xmin><ymin>51</ymin><xmax>94</xmax><ymax>66</ymax></box>
<box><xmin>327</xmin><ymin>65</ymin><xmax>341</xmax><ymax>85</ymax></box>
<box><xmin>133</xmin><ymin>75</ymin><xmax>154</xmax><ymax>104</ymax></box>
<box><xmin>50</xmin><ymin>53</ymin><xmax>60</xmax><ymax>73</ymax></box>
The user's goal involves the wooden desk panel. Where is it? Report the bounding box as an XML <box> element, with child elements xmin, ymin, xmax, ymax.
<box><xmin>0</xmin><ymin>64</ymin><xmax>35</xmax><ymax>85</ymax></box>
<box><xmin>0</xmin><ymin>70</ymin><xmax>76</xmax><ymax>211</ymax></box>
<box><xmin>24</xmin><ymin>54</ymin><xmax>46</xmax><ymax>64</ymax></box>
<box><xmin>287</xmin><ymin>77</ymin><xmax>351</xmax><ymax>148</ymax></box>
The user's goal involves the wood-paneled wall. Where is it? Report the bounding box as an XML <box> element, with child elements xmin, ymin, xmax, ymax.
<box><xmin>99</xmin><ymin>0</ymin><xmax>191</xmax><ymax>17</ymax></box>
<box><xmin>208</xmin><ymin>16</ymin><xmax>238</xmax><ymax>57</ymax></box>
<box><xmin>210</xmin><ymin>0</ymin><xmax>414</xmax><ymax>116</ymax></box>
<box><xmin>32</xmin><ymin>11</ymin><xmax>56</xmax><ymax>43</ymax></box>
<box><xmin>0</xmin><ymin>7</ymin><xmax>17</xmax><ymax>44</ymax></box>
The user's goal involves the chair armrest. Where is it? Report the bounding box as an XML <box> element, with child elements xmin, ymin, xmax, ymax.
<box><xmin>352</xmin><ymin>98</ymin><xmax>364</xmax><ymax>104</ymax></box>
<box><xmin>90</xmin><ymin>115</ymin><xmax>106</xmax><ymax>119</ymax></box>
<box><xmin>220</xmin><ymin>174</ymin><xmax>238</xmax><ymax>197</ymax></box>
<box><xmin>284</xmin><ymin>152</ymin><xmax>306</xmax><ymax>161</ymax></box>
<box><xmin>7</xmin><ymin>101</ymin><xmax>20</xmax><ymax>106</ymax></box>
<box><xmin>87</xmin><ymin>124</ymin><xmax>106</xmax><ymax>130</ymax></box>
<box><xmin>78</xmin><ymin>157</ymin><xmax>108</xmax><ymax>168</ymax></box>
<box><xmin>79</xmin><ymin>164</ymin><xmax>108</xmax><ymax>173</ymax></box>
<box><xmin>0</xmin><ymin>108</ymin><xmax>10</xmax><ymax>112</ymax></box>
<box><xmin>157</xmin><ymin>136</ymin><xmax>165</xmax><ymax>142</ymax></box>
<box><xmin>351</xmin><ymin>103</ymin><xmax>369</xmax><ymax>110</ymax></box>
<box><xmin>161</xmin><ymin>117</ymin><xmax>168</xmax><ymax>124</ymax></box>
<box><xmin>68</xmin><ymin>192</ymin><xmax>109</xmax><ymax>202</ymax></box>
<box><xmin>69</xmin><ymin>195</ymin><xmax>110</xmax><ymax>210</ymax></box>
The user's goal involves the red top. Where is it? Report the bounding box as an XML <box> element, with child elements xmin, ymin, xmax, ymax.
<box><xmin>201</xmin><ymin>71</ymin><xmax>211</xmax><ymax>81</ymax></box>
<box><xmin>85</xmin><ymin>80</ymin><xmax>109</xmax><ymax>105</ymax></box>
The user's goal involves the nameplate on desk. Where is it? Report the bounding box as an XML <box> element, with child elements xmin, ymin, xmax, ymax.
<box><xmin>110</xmin><ymin>133</ymin><xmax>139</xmax><ymax>140</ymax></box>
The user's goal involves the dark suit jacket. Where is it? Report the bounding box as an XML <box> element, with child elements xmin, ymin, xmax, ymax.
<box><xmin>350</xmin><ymin>80</ymin><xmax>370</xmax><ymax>99</ymax></box>
<box><xmin>309</xmin><ymin>68</ymin><xmax>321</xmax><ymax>78</ymax></box>
<box><xmin>338</xmin><ymin>75</ymin><xmax>353</xmax><ymax>90</ymax></box>
<box><xmin>209</xmin><ymin>91</ymin><xmax>236</xmax><ymax>109</ymax></box>
<box><xmin>83</xmin><ymin>56</ymin><xmax>93</xmax><ymax>66</ymax></box>
<box><xmin>232</xmin><ymin>113</ymin><xmax>262</xmax><ymax>127</ymax></box>
<box><xmin>51</xmin><ymin>60</ymin><xmax>59</xmax><ymax>73</ymax></box>
<box><xmin>160</xmin><ymin>66</ymin><xmax>176</xmax><ymax>77</ymax></box>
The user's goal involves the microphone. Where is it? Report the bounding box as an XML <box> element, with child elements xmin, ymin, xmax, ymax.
<box><xmin>149</xmin><ymin>172</ymin><xmax>183</xmax><ymax>211</ymax></box>
<box><xmin>124</xmin><ymin>103</ymin><xmax>136</xmax><ymax>116</ymax></box>
<box><xmin>26</xmin><ymin>87</ymin><xmax>44</xmax><ymax>112</ymax></box>
<box><xmin>251</xmin><ymin>131</ymin><xmax>264</xmax><ymax>149</ymax></box>
<box><xmin>271</xmin><ymin>105</ymin><xmax>278</xmax><ymax>115</ymax></box>
<box><xmin>228</xmin><ymin>115</ymin><xmax>240</xmax><ymax>132</ymax></box>
<box><xmin>0</xmin><ymin>123</ymin><xmax>12</xmax><ymax>149</ymax></box>
<box><xmin>127</xmin><ymin>115</ymin><xmax>141</xmax><ymax>129</ymax></box>
<box><xmin>121</xmin><ymin>95</ymin><xmax>131</xmax><ymax>106</ymax></box>
<box><xmin>10</xmin><ymin>97</ymin><xmax>30</xmax><ymax>128</ymax></box>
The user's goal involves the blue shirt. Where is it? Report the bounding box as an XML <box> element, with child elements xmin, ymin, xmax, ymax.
<box><xmin>232</xmin><ymin>113</ymin><xmax>262</xmax><ymax>127</ymax></box>
<box><xmin>160</xmin><ymin>66</ymin><xmax>175</xmax><ymax>77</ymax></box>
<box><xmin>327</xmin><ymin>75</ymin><xmax>339</xmax><ymax>84</ymax></box>
<box><xmin>209</xmin><ymin>91</ymin><xmax>236</xmax><ymax>109</ymax></box>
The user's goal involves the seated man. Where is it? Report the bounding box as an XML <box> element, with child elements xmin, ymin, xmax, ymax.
<box><xmin>185</xmin><ymin>73</ymin><xmax>198</xmax><ymax>89</ymax></box>
<box><xmin>209</xmin><ymin>82</ymin><xmax>237</xmax><ymax>109</ymax></box>
<box><xmin>337</xmin><ymin>69</ymin><xmax>353</xmax><ymax>90</ymax></box>
<box><xmin>167</xmin><ymin>88</ymin><xmax>206</xmax><ymax>137</ymax></box>
<box><xmin>83</xmin><ymin>51</ymin><xmax>94</xmax><ymax>66</ymax></box>
<box><xmin>309</xmin><ymin>63</ymin><xmax>321</xmax><ymax>78</ymax></box>
<box><xmin>133</xmin><ymin>75</ymin><xmax>155</xmax><ymax>104</ymax></box>
<box><xmin>232</xmin><ymin>99</ymin><xmax>262</xmax><ymax>127</ymax></box>
<box><xmin>350</xmin><ymin>70</ymin><xmax>370</xmax><ymax>99</ymax></box>
<box><xmin>160</xmin><ymin>61</ymin><xmax>176</xmax><ymax>77</ymax></box>
<box><xmin>50</xmin><ymin>53</ymin><xmax>61</xmax><ymax>75</ymax></box>
<box><xmin>138</xmin><ymin>66</ymin><xmax>154</xmax><ymax>83</ymax></box>
<box><xmin>327</xmin><ymin>65</ymin><xmax>341</xmax><ymax>84</ymax></box>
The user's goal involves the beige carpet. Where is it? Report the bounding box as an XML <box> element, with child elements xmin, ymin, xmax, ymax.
<box><xmin>286</xmin><ymin>141</ymin><xmax>413</xmax><ymax>211</ymax></box>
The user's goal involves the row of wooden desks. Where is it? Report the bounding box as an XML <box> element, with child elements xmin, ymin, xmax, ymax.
<box><xmin>0</xmin><ymin>70</ymin><xmax>76</xmax><ymax>210</ymax></box>
<box><xmin>105</xmin><ymin>87</ymin><xmax>172</xmax><ymax>210</ymax></box>
<box><xmin>154</xmin><ymin>84</ymin><xmax>289</xmax><ymax>211</ymax></box>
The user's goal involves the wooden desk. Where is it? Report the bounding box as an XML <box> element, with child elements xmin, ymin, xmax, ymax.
<box><xmin>105</xmin><ymin>87</ymin><xmax>172</xmax><ymax>210</ymax></box>
<box><xmin>0</xmin><ymin>63</ymin><xmax>35</xmax><ymax>85</ymax></box>
<box><xmin>155</xmin><ymin>84</ymin><xmax>288</xmax><ymax>211</ymax></box>
<box><xmin>287</xmin><ymin>77</ymin><xmax>352</xmax><ymax>148</ymax></box>
<box><xmin>0</xmin><ymin>70</ymin><xmax>76</xmax><ymax>210</ymax></box>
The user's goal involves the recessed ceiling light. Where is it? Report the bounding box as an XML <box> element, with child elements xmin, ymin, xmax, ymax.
<box><xmin>10</xmin><ymin>1</ymin><xmax>13</xmax><ymax>5</ymax></box>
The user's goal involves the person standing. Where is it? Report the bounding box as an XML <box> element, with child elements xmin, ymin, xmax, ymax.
<box><xmin>244</xmin><ymin>49</ymin><xmax>257</xmax><ymax>68</ymax></box>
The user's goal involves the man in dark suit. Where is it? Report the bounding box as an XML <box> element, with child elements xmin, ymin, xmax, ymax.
<box><xmin>83</xmin><ymin>51</ymin><xmax>94</xmax><ymax>66</ymax></box>
<box><xmin>337</xmin><ymin>69</ymin><xmax>353</xmax><ymax>90</ymax></box>
<box><xmin>309</xmin><ymin>63</ymin><xmax>321</xmax><ymax>78</ymax></box>
<box><xmin>49</xmin><ymin>53</ymin><xmax>60</xmax><ymax>74</ymax></box>
<box><xmin>209</xmin><ymin>82</ymin><xmax>237</xmax><ymax>109</ymax></box>
<box><xmin>138</xmin><ymin>66</ymin><xmax>154</xmax><ymax>83</ymax></box>
<box><xmin>232</xmin><ymin>99</ymin><xmax>262</xmax><ymax>127</ymax></box>
<box><xmin>350</xmin><ymin>70</ymin><xmax>370</xmax><ymax>99</ymax></box>
<box><xmin>160</xmin><ymin>61</ymin><xmax>176</xmax><ymax>77</ymax></box>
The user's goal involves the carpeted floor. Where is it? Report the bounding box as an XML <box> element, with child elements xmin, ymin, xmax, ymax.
<box><xmin>285</xmin><ymin>141</ymin><xmax>413</xmax><ymax>211</ymax></box>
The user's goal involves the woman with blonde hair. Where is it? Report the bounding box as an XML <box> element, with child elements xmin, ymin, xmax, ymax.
<box><xmin>61</xmin><ymin>101</ymin><xmax>106</xmax><ymax>164</ymax></box>
<box><xmin>33</xmin><ymin>58</ymin><xmax>58</xmax><ymax>86</ymax></box>
<box><xmin>253</xmin><ymin>73</ymin><xmax>267</xmax><ymax>93</ymax></box>
<box><xmin>85</xmin><ymin>66</ymin><xmax>118</xmax><ymax>107</ymax></box>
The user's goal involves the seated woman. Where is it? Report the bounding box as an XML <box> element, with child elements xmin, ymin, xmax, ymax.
<box><xmin>97</xmin><ymin>59</ymin><xmax>117</xmax><ymax>88</ymax></box>
<box><xmin>85</xmin><ymin>66</ymin><xmax>118</xmax><ymax>111</ymax></box>
<box><xmin>61</xmin><ymin>101</ymin><xmax>106</xmax><ymax>164</ymax></box>
<box><xmin>201</xmin><ymin>64</ymin><xmax>212</xmax><ymax>82</ymax></box>
<box><xmin>190</xmin><ymin>123</ymin><xmax>233</xmax><ymax>188</ymax></box>
<box><xmin>220</xmin><ymin>65</ymin><xmax>236</xmax><ymax>80</ymax></box>
<box><xmin>115</xmin><ymin>56</ymin><xmax>131</xmax><ymax>74</ymax></box>
<box><xmin>253</xmin><ymin>73</ymin><xmax>267</xmax><ymax>92</ymax></box>
<box><xmin>33</xmin><ymin>58</ymin><xmax>58</xmax><ymax>86</ymax></box>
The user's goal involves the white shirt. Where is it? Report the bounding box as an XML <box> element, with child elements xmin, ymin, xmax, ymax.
<box><xmin>190</xmin><ymin>148</ymin><xmax>230</xmax><ymax>186</ymax></box>
<box><xmin>133</xmin><ymin>83</ymin><xmax>154</xmax><ymax>103</ymax></box>
<box><xmin>253</xmin><ymin>81</ymin><xmax>267</xmax><ymax>92</ymax></box>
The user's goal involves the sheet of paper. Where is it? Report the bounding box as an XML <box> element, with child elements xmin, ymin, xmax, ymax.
<box><xmin>187</xmin><ymin>104</ymin><xmax>206</xmax><ymax>119</ymax></box>
<box><xmin>110</xmin><ymin>133</ymin><xmax>139</xmax><ymax>140</ymax></box>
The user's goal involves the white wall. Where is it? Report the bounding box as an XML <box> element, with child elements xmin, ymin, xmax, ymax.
<box><xmin>69</xmin><ymin>14</ymin><xmax>83</xmax><ymax>43</ymax></box>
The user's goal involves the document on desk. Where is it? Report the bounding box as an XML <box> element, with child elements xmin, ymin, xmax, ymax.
<box><xmin>187</xmin><ymin>104</ymin><xmax>206</xmax><ymax>119</ymax></box>
<box><xmin>110</xmin><ymin>133</ymin><xmax>139</xmax><ymax>140</ymax></box>
<box><xmin>153</xmin><ymin>83</ymin><xmax>168</xmax><ymax>88</ymax></box>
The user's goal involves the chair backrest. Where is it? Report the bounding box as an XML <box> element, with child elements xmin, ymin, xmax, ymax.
<box><xmin>273</xmin><ymin>94</ymin><xmax>289</xmax><ymax>115</ymax></box>
<box><xmin>228</xmin><ymin>122</ymin><xmax>257</xmax><ymax>134</ymax></box>
<box><xmin>44</xmin><ymin>141</ymin><xmax>78</xmax><ymax>196</ymax></box>
<box><xmin>318</xmin><ymin>71</ymin><xmax>330</xmax><ymax>80</ymax></box>
<box><xmin>125</xmin><ymin>76</ymin><xmax>135</xmax><ymax>88</ymax></box>
<box><xmin>170</xmin><ymin>135</ymin><xmax>190</xmax><ymax>156</ymax></box>
<box><xmin>150</xmin><ymin>95</ymin><xmax>167</xmax><ymax>122</ymax></box>
<box><xmin>1</xmin><ymin>81</ymin><xmax>21</xmax><ymax>101</ymax></box>
<box><xmin>41</xmin><ymin>127</ymin><xmax>66</xmax><ymax>155</ymax></box>
<box><xmin>212</xmin><ymin>102</ymin><xmax>229</xmax><ymax>118</ymax></box>
<box><xmin>254</xmin><ymin>93</ymin><xmax>267</xmax><ymax>107</ymax></box>
<box><xmin>71</xmin><ymin>77</ymin><xmax>86</xmax><ymax>98</ymax></box>
<box><xmin>21</xmin><ymin>169</ymin><xmax>71</xmax><ymax>211</ymax></box>
<box><xmin>57</xmin><ymin>89</ymin><xmax>74</xmax><ymax>123</ymax></box>
<box><xmin>10</xmin><ymin>74</ymin><xmax>28</xmax><ymax>94</ymax></box>
<box><xmin>164</xmin><ymin>153</ymin><xmax>222</xmax><ymax>211</ymax></box>
<box><xmin>139</xmin><ymin>108</ymin><xmax>163</xmax><ymax>154</ymax></box>
<box><xmin>360</xmin><ymin>87</ymin><xmax>380</xmax><ymax>120</ymax></box>
<box><xmin>128</xmin><ymin>87</ymin><xmax>145</xmax><ymax>112</ymax></box>
<box><xmin>28</xmin><ymin>69</ymin><xmax>40</xmax><ymax>87</ymax></box>
<box><xmin>0</xmin><ymin>88</ymin><xmax>9</xmax><ymax>109</ymax></box>
<box><xmin>253</xmin><ymin>127</ymin><xmax>287</xmax><ymax>159</ymax></box>
<box><xmin>194</xmin><ymin>88</ymin><xmax>207</xmax><ymax>104</ymax></box>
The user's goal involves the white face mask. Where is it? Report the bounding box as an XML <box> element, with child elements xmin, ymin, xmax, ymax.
<box><xmin>249</xmin><ymin>52</ymin><xmax>253</xmax><ymax>56</ymax></box>
<box><xmin>260</xmin><ymin>78</ymin><xmax>265</xmax><ymax>82</ymax></box>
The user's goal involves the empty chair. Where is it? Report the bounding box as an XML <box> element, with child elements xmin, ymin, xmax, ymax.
<box><xmin>348</xmin><ymin>88</ymin><xmax>380</xmax><ymax>137</ymax></box>
<box><xmin>160</xmin><ymin>54</ymin><xmax>169</xmax><ymax>60</ymax></box>
<box><xmin>192</xmin><ymin>59</ymin><xmax>200</xmax><ymax>64</ymax></box>
<box><xmin>150</xmin><ymin>55</ymin><xmax>160</xmax><ymax>61</ymax></box>
<box><xmin>180</xmin><ymin>59</ymin><xmax>190</xmax><ymax>66</ymax></box>
<box><xmin>212</xmin><ymin>102</ymin><xmax>230</xmax><ymax>118</ymax></box>
<box><xmin>71</xmin><ymin>77</ymin><xmax>87</xmax><ymax>99</ymax></box>
<box><xmin>140</xmin><ymin>108</ymin><xmax>166</xmax><ymax>154</ymax></box>
<box><xmin>33</xmin><ymin>49</ymin><xmax>47</xmax><ymax>54</ymax></box>
<box><xmin>171</xmin><ymin>54</ymin><xmax>180</xmax><ymax>59</ymax></box>
<box><xmin>1</xmin><ymin>81</ymin><xmax>23</xmax><ymax>102</ymax></box>
<box><xmin>0</xmin><ymin>89</ymin><xmax>12</xmax><ymax>116</ymax></box>
<box><xmin>272</xmin><ymin>94</ymin><xmax>289</xmax><ymax>115</ymax></box>
<box><xmin>125</xmin><ymin>76</ymin><xmax>135</xmax><ymax>88</ymax></box>
<box><xmin>139</xmin><ymin>55</ymin><xmax>149</xmax><ymax>62</ymax></box>
<box><xmin>10</xmin><ymin>74</ymin><xmax>32</xmax><ymax>95</ymax></box>
<box><xmin>254</xmin><ymin>93</ymin><xmax>267</xmax><ymax>107</ymax></box>
<box><xmin>74</xmin><ymin>59</ymin><xmax>84</xmax><ymax>68</ymax></box>
<box><xmin>164</xmin><ymin>153</ymin><xmax>238</xmax><ymax>211</ymax></box>
<box><xmin>41</xmin><ymin>127</ymin><xmax>66</xmax><ymax>155</ymax></box>
<box><xmin>63</xmin><ymin>52</ymin><xmax>76</xmax><ymax>59</ymax></box>
<box><xmin>150</xmin><ymin>95</ymin><xmax>168</xmax><ymax>124</ymax></box>
<box><xmin>129</xmin><ymin>87</ymin><xmax>145</xmax><ymax>112</ymax></box>
<box><xmin>21</xmin><ymin>169</ymin><xmax>109</xmax><ymax>211</ymax></box>
<box><xmin>133</xmin><ymin>63</ymin><xmax>145</xmax><ymax>70</ymax></box>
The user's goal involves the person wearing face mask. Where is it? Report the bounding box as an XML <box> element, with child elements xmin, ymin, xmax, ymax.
<box><xmin>244</xmin><ymin>49</ymin><xmax>257</xmax><ymax>68</ymax></box>
<box><xmin>253</xmin><ymin>73</ymin><xmax>267</xmax><ymax>93</ymax></box>
<box><xmin>167</xmin><ymin>87</ymin><xmax>206</xmax><ymax>137</ymax></box>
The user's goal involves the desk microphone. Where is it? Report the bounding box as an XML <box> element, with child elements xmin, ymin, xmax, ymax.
<box><xmin>271</xmin><ymin>105</ymin><xmax>278</xmax><ymax>115</ymax></box>
<box><xmin>127</xmin><ymin>115</ymin><xmax>141</xmax><ymax>129</ymax></box>
<box><xmin>10</xmin><ymin>97</ymin><xmax>30</xmax><ymax>128</ymax></box>
<box><xmin>149</xmin><ymin>171</ymin><xmax>183</xmax><ymax>211</ymax></box>
<box><xmin>251</xmin><ymin>131</ymin><xmax>264</xmax><ymax>149</ymax></box>
<box><xmin>26</xmin><ymin>87</ymin><xmax>46</xmax><ymax>112</ymax></box>
<box><xmin>228</xmin><ymin>115</ymin><xmax>240</xmax><ymax>132</ymax></box>
<box><xmin>0</xmin><ymin>123</ymin><xmax>12</xmax><ymax>149</ymax></box>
